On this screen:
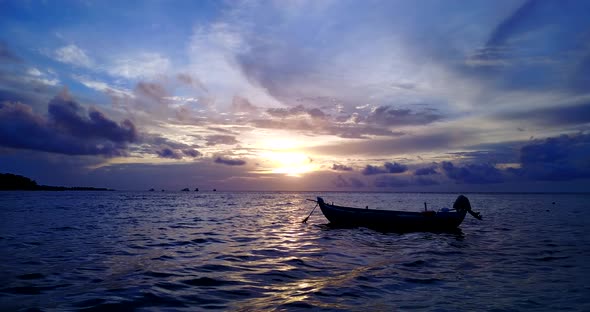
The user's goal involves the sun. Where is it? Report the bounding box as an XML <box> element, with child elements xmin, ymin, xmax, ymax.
<box><xmin>263</xmin><ymin>151</ymin><xmax>317</xmax><ymax>177</ymax></box>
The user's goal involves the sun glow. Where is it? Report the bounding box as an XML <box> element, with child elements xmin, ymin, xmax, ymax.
<box><xmin>262</xmin><ymin>151</ymin><xmax>318</xmax><ymax>177</ymax></box>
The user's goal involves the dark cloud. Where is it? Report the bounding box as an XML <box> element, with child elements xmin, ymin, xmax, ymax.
<box><xmin>441</xmin><ymin>161</ymin><xmax>503</xmax><ymax>184</ymax></box>
<box><xmin>385</xmin><ymin>162</ymin><xmax>408</xmax><ymax>174</ymax></box>
<box><xmin>214</xmin><ymin>156</ymin><xmax>246</xmax><ymax>166</ymax></box>
<box><xmin>156</xmin><ymin>148</ymin><xmax>182</xmax><ymax>159</ymax></box>
<box><xmin>414</xmin><ymin>166</ymin><xmax>438</xmax><ymax>176</ymax></box>
<box><xmin>332</xmin><ymin>175</ymin><xmax>365</xmax><ymax>188</ymax></box>
<box><xmin>0</xmin><ymin>91</ymin><xmax>137</xmax><ymax>156</ymax></box>
<box><xmin>141</xmin><ymin>133</ymin><xmax>198</xmax><ymax>149</ymax></box>
<box><xmin>366</xmin><ymin>106</ymin><xmax>442</xmax><ymax>126</ymax></box>
<box><xmin>182</xmin><ymin>149</ymin><xmax>201</xmax><ymax>158</ymax></box>
<box><xmin>155</xmin><ymin>146</ymin><xmax>201</xmax><ymax>159</ymax></box>
<box><xmin>362</xmin><ymin>165</ymin><xmax>387</xmax><ymax>175</ymax></box>
<box><xmin>331</xmin><ymin>163</ymin><xmax>353</xmax><ymax>171</ymax></box>
<box><xmin>206</xmin><ymin>135</ymin><xmax>238</xmax><ymax>146</ymax></box>
<box><xmin>48</xmin><ymin>90</ymin><xmax>137</xmax><ymax>143</ymax></box>
<box><xmin>138</xmin><ymin>133</ymin><xmax>201</xmax><ymax>159</ymax></box>
<box><xmin>516</xmin><ymin>133</ymin><xmax>590</xmax><ymax>181</ymax></box>
<box><xmin>362</xmin><ymin>162</ymin><xmax>407</xmax><ymax>175</ymax></box>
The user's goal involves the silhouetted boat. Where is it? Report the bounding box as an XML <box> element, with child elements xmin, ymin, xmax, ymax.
<box><xmin>316</xmin><ymin>195</ymin><xmax>481</xmax><ymax>231</ymax></box>
<box><xmin>181</xmin><ymin>188</ymin><xmax>190</xmax><ymax>192</ymax></box>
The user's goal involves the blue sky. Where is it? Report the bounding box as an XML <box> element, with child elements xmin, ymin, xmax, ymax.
<box><xmin>1</xmin><ymin>0</ymin><xmax>589</xmax><ymax>191</ymax></box>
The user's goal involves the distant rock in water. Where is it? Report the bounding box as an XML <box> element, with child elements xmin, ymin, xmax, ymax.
<box><xmin>213</xmin><ymin>188</ymin><xmax>217</xmax><ymax>192</ymax></box>
<box><xmin>0</xmin><ymin>173</ymin><xmax>111</xmax><ymax>191</ymax></box>
<box><xmin>181</xmin><ymin>188</ymin><xmax>190</xmax><ymax>192</ymax></box>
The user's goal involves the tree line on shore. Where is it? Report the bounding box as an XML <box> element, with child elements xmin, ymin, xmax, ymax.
<box><xmin>0</xmin><ymin>173</ymin><xmax>111</xmax><ymax>191</ymax></box>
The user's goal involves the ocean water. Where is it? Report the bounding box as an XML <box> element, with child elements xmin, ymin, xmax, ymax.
<box><xmin>0</xmin><ymin>191</ymin><xmax>588</xmax><ymax>311</ymax></box>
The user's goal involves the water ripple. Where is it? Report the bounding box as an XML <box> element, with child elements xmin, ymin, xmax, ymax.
<box><xmin>0</xmin><ymin>192</ymin><xmax>588</xmax><ymax>311</ymax></box>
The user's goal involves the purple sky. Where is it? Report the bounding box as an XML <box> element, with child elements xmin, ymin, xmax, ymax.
<box><xmin>1</xmin><ymin>0</ymin><xmax>589</xmax><ymax>191</ymax></box>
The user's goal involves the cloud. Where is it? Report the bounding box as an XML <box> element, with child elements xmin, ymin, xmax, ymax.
<box><xmin>107</xmin><ymin>53</ymin><xmax>170</xmax><ymax>79</ymax></box>
<box><xmin>156</xmin><ymin>147</ymin><xmax>182</xmax><ymax>159</ymax></box>
<box><xmin>308</xmin><ymin>130</ymin><xmax>477</xmax><ymax>157</ymax></box>
<box><xmin>206</xmin><ymin>135</ymin><xmax>238</xmax><ymax>146</ymax></box>
<box><xmin>155</xmin><ymin>147</ymin><xmax>202</xmax><ymax>160</ymax></box>
<box><xmin>249</xmin><ymin>113</ymin><xmax>404</xmax><ymax>139</ymax></box>
<box><xmin>135</xmin><ymin>81</ymin><xmax>167</xmax><ymax>101</ymax></box>
<box><xmin>414</xmin><ymin>166</ymin><xmax>438</xmax><ymax>176</ymax></box>
<box><xmin>515</xmin><ymin>133</ymin><xmax>590</xmax><ymax>181</ymax></box>
<box><xmin>207</xmin><ymin>127</ymin><xmax>238</xmax><ymax>135</ymax></box>
<box><xmin>54</xmin><ymin>44</ymin><xmax>92</xmax><ymax>67</ymax></box>
<box><xmin>231</xmin><ymin>96</ymin><xmax>258</xmax><ymax>114</ymax></box>
<box><xmin>331</xmin><ymin>163</ymin><xmax>353</xmax><ymax>171</ymax></box>
<box><xmin>0</xmin><ymin>91</ymin><xmax>137</xmax><ymax>156</ymax></box>
<box><xmin>266</xmin><ymin>105</ymin><xmax>326</xmax><ymax>119</ymax></box>
<box><xmin>458</xmin><ymin>0</ymin><xmax>590</xmax><ymax>93</ymax></box>
<box><xmin>74</xmin><ymin>76</ymin><xmax>133</xmax><ymax>98</ymax></box>
<box><xmin>176</xmin><ymin>73</ymin><xmax>208</xmax><ymax>93</ymax></box>
<box><xmin>48</xmin><ymin>90</ymin><xmax>137</xmax><ymax>143</ymax></box>
<box><xmin>361</xmin><ymin>165</ymin><xmax>387</xmax><ymax>175</ymax></box>
<box><xmin>182</xmin><ymin>149</ymin><xmax>201</xmax><ymax>158</ymax></box>
<box><xmin>441</xmin><ymin>161</ymin><xmax>503</xmax><ymax>184</ymax></box>
<box><xmin>214</xmin><ymin>156</ymin><xmax>246</xmax><ymax>166</ymax></box>
<box><xmin>136</xmin><ymin>133</ymin><xmax>201</xmax><ymax>159</ymax></box>
<box><xmin>366</xmin><ymin>106</ymin><xmax>442</xmax><ymax>126</ymax></box>
<box><xmin>362</xmin><ymin>162</ymin><xmax>407</xmax><ymax>175</ymax></box>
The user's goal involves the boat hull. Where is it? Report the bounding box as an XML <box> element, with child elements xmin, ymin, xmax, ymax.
<box><xmin>317</xmin><ymin>197</ymin><xmax>467</xmax><ymax>231</ymax></box>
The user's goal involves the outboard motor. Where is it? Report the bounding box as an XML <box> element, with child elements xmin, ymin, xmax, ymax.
<box><xmin>453</xmin><ymin>195</ymin><xmax>482</xmax><ymax>220</ymax></box>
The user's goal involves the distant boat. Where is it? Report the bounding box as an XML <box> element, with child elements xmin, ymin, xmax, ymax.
<box><xmin>181</xmin><ymin>188</ymin><xmax>190</xmax><ymax>192</ymax></box>
<box><xmin>149</xmin><ymin>188</ymin><xmax>155</xmax><ymax>192</ymax></box>
<box><xmin>315</xmin><ymin>195</ymin><xmax>481</xmax><ymax>231</ymax></box>
<box><xmin>194</xmin><ymin>188</ymin><xmax>199</xmax><ymax>192</ymax></box>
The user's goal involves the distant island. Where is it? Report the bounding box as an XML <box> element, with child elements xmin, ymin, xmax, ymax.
<box><xmin>0</xmin><ymin>173</ymin><xmax>112</xmax><ymax>191</ymax></box>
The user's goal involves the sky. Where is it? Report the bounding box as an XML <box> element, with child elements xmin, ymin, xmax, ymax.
<box><xmin>1</xmin><ymin>0</ymin><xmax>589</xmax><ymax>192</ymax></box>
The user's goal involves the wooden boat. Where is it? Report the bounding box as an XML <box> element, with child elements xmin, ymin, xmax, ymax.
<box><xmin>315</xmin><ymin>195</ymin><xmax>481</xmax><ymax>231</ymax></box>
